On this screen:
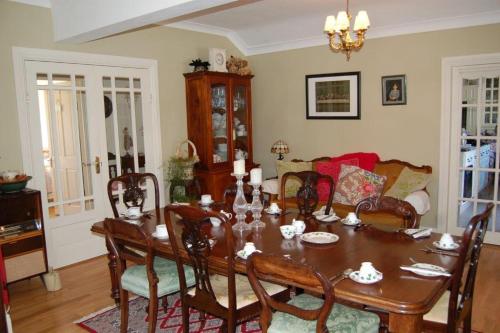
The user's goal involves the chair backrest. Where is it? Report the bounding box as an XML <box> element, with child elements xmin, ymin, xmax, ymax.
<box><xmin>447</xmin><ymin>203</ymin><xmax>493</xmax><ymax>332</ymax></box>
<box><xmin>247</xmin><ymin>253</ymin><xmax>335</xmax><ymax>333</ymax></box>
<box><xmin>164</xmin><ymin>205</ymin><xmax>237</xmax><ymax>310</ymax></box>
<box><xmin>107</xmin><ymin>172</ymin><xmax>160</xmax><ymax>217</ymax></box>
<box><xmin>280</xmin><ymin>171</ymin><xmax>334</xmax><ymax>217</ymax></box>
<box><xmin>354</xmin><ymin>196</ymin><xmax>418</xmax><ymax>228</ymax></box>
<box><xmin>104</xmin><ymin>218</ymin><xmax>158</xmax><ymax>289</ymax></box>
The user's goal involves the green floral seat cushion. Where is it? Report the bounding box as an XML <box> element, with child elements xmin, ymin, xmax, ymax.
<box><xmin>268</xmin><ymin>293</ymin><xmax>379</xmax><ymax>333</ymax></box>
<box><xmin>121</xmin><ymin>257</ymin><xmax>195</xmax><ymax>298</ymax></box>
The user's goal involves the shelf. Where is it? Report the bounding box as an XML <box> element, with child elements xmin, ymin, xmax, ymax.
<box><xmin>0</xmin><ymin>229</ymin><xmax>43</xmax><ymax>245</ymax></box>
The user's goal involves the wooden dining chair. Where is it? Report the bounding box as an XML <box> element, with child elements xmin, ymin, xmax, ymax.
<box><xmin>164</xmin><ymin>205</ymin><xmax>290</xmax><ymax>333</ymax></box>
<box><xmin>354</xmin><ymin>196</ymin><xmax>419</xmax><ymax>228</ymax></box>
<box><xmin>104</xmin><ymin>218</ymin><xmax>195</xmax><ymax>333</ymax></box>
<box><xmin>280</xmin><ymin>171</ymin><xmax>334</xmax><ymax>217</ymax></box>
<box><xmin>107</xmin><ymin>172</ymin><xmax>160</xmax><ymax>217</ymax></box>
<box><xmin>423</xmin><ymin>203</ymin><xmax>493</xmax><ymax>333</ymax></box>
<box><xmin>247</xmin><ymin>253</ymin><xmax>380</xmax><ymax>333</ymax></box>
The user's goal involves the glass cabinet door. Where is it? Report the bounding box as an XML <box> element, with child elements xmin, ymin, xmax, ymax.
<box><xmin>232</xmin><ymin>83</ymin><xmax>250</xmax><ymax>162</ymax></box>
<box><xmin>211</xmin><ymin>83</ymin><xmax>229</xmax><ymax>164</ymax></box>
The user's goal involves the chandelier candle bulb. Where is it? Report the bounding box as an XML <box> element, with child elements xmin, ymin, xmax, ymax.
<box><xmin>354</xmin><ymin>11</ymin><xmax>370</xmax><ymax>31</ymax></box>
<box><xmin>324</xmin><ymin>15</ymin><xmax>336</xmax><ymax>32</ymax></box>
<box><xmin>250</xmin><ymin>168</ymin><xmax>262</xmax><ymax>185</ymax></box>
<box><xmin>336</xmin><ymin>11</ymin><xmax>350</xmax><ymax>30</ymax></box>
<box><xmin>233</xmin><ymin>159</ymin><xmax>245</xmax><ymax>175</ymax></box>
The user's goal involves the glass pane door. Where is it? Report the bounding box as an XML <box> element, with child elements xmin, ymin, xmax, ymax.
<box><xmin>233</xmin><ymin>84</ymin><xmax>250</xmax><ymax>162</ymax></box>
<box><xmin>211</xmin><ymin>83</ymin><xmax>229</xmax><ymax>164</ymax></box>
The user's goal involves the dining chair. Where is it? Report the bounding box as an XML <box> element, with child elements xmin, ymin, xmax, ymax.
<box><xmin>280</xmin><ymin>171</ymin><xmax>334</xmax><ymax>217</ymax></box>
<box><xmin>423</xmin><ymin>203</ymin><xmax>493</xmax><ymax>333</ymax></box>
<box><xmin>164</xmin><ymin>205</ymin><xmax>290</xmax><ymax>333</ymax></box>
<box><xmin>104</xmin><ymin>218</ymin><xmax>195</xmax><ymax>333</ymax></box>
<box><xmin>354</xmin><ymin>196</ymin><xmax>418</xmax><ymax>228</ymax></box>
<box><xmin>246</xmin><ymin>253</ymin><xmax>380</xmax><ymax>333</ymax></box>
<box><xmin>107</xmin><ymin>172</ymin><xmax>160</xmax><ymax>217</ymax></box>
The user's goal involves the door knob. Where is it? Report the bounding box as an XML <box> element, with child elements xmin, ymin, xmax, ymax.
<box><xmin>95</xmin><ymin>156</ymin><xmax>102</xmax><ymax>174</ymax></box>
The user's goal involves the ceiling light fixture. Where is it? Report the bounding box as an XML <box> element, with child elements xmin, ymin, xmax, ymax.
<box><xmin>324</xmin><ymin>0</ymin><xmax>370</xmax><ymax>61</ymax></box>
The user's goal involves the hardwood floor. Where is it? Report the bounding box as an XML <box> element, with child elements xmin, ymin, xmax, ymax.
<box><xmin>8</xmin><ymin>245</ymin><xmax>500</xmax><ymax>332</ymax></box>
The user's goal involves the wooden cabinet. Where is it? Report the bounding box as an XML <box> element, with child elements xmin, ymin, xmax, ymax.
<box><xmin>0</xmin><ymin>189</ymin><xmax>48</xmax><ymax>283</ymax></box>
<box><xmin>184</xmin><ymin>71</ymin><xmax>256</xmax><ymax>200</ymax></box>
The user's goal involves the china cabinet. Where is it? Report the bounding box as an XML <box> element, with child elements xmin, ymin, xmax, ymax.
<box><xmin>184</xmin><ymin>71</ymin><xmax>256</xmax><ymax>200</ymax></box>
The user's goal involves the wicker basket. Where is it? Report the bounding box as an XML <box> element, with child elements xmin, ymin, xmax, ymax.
<box><xmin>174</xmin><ymin>140</ymin><xmax>199</xmax><ymax>180</ymax></box>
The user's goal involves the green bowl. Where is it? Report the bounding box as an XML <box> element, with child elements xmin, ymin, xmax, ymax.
<box><xmin>0</xmin><ymin>176</ymin><xmax>32</xmax><ymax>193</ymax></box>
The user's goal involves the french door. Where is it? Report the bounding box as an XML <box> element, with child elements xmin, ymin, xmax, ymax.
<box><xmin>25</xmin><ymin>61</ymin><xmax>159</xmax><ymax>267</ymax></box>
<box><xmin>447</xmin><ymin>65</ymin><xmax>500</xmax><ymax>244</ymax></box>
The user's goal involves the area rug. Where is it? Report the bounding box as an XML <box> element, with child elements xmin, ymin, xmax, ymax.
<box><xmin>75</xmin><ymin>293</ymin><xmax>261</xmax><ymax>332</ymax></box>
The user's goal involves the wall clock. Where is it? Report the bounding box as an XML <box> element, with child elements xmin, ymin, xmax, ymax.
<box><xmin>209</xmin><ymin>48</ymin><xmax>227</xmax><ymax>72</ymax></box>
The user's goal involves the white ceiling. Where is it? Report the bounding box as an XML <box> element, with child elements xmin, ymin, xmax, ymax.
<box><xmin>10</xmin><ymin>0</ymin><xmax>500</xmax><ymax>55</ymax></box>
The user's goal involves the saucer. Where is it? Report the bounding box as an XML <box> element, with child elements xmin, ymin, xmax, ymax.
<box><xmin>312</xmin><ymin>206</ymin><xmax>327</xmax><ymax>216</ymax></box>
<box><xmin>152</xmin><ymin>231</ymin><xmax>169</xmax><ymax>240</ymax></box>
<box><xmin>264</xmin><ymin>207</ymin><xmax>282</xmax><ymax>215</ymax></box>
<box><xmin>433</xmin><ymin>241</ymin><xmax>459</xmax><ymax>251</ymax></box>
<box><xmin>341</xmin><ymin>218</ymin><xmax>361</xmax><ymax>226</ymax></box>
<box><xmin>315</xmin><ymin>214</ymin><xmax>340</xmax><ymax>223</ymax></box>
<box><xmin>349</xmin><ymin>270</ymin><xmax>383</xmax><ymax>284</ymax></box>
<box><xmin>236</xmin><ymin>249</ymin><xmax>262</xmax><ymax>260</ymax></box>
<box><xmin>198</xmin><ymin>200</ymin><xmax>214</xmax><ymax>206</ymax></box>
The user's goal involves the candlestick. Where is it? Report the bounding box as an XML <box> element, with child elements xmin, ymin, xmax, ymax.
<box><xmin>233</xmin><ymin>159</ymin><xmax>245</xmax><ymax>175</ymax></box>
<box><xmin>250</xmin><ymin>168</ymin><xmax>262</xmax><ymax>185</ymax></box>
<box><xmin>249</xmin><ymin>182</ymin><xmax>265</xmax><ymax>229</ymax></box>
<box><xmin>231</xmin><ymin>172</ymin><xmax>251</xmax><ymax>231</ymax></box>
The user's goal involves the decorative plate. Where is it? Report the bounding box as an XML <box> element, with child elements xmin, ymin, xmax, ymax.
<box><xmin>236</xmin><ymin>249</ymin><xmax>262</xmax><ymax>260</ymax></box>
<box><xmin>300</xmin><ymin>232</ymin><xmax>339</xmax><ymax>244</ymax></box>
<box><xmin>349</xmin><ymin>270</ymin><xmax>383</xmax><ymax>284</ymax></box>
<box><xmin>404</xmin><ymin>263</ymin><xmax>448</xmax><ymax>277</ymax></box>
<box><xmin>152</xmin><ymin>231</ymin><xmax>169</xmax><ymax>240</ymax></box>
<box><xmin>315</xmin><ymin>214</ymin><xmax>340</xmax><ymax>223</ymax></box>
<box><xmin>264</xmin><ymin>207</ymin><xmax>282</xmax><ymax>215</ymax></box>
<box><xmin>433</xmin><ymin>241</ymin><xmax>459</xmax><ymax>251</ymax></box>
<box><xmin>341</xmin><ymin>218</ymin><xmax>361</xmax><ymax>226</ymax></box>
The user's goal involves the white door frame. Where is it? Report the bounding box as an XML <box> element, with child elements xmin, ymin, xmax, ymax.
<box><xmin>12</xmin><ymin>47</ymin><xmax>164</xmax><ymax>267</ymax></box>
<box><xmin>438</xmin><ymin>52</ymin><xmax>500</xmax><ymax>235</ymax></box>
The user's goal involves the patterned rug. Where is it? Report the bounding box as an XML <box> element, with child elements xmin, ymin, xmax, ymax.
<box><xmin>75</xmin><ymin>293</ymin><xmax>262</xmax><ymax>333</ymax></box>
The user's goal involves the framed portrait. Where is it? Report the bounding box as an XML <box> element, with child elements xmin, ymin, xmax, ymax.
<box><xmin>306</xmin><ymin>72</ymin><xmax>361</xmax><ymax>119</ymax></box>
<box><xmin>381</xmin><ymin>74</ymin><xmax>407</xmax><ymax>105</ymax></box>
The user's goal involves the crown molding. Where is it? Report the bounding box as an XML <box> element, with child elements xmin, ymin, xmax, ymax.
<box><xmin>9</xmin><ymin>0</ymin><xmax>51</xmax><ymax>8</ymax></box>
<box><xmin>171</xmin><ymin>10</ymin><xmax>500</xmax><ymax>56</ymax></box>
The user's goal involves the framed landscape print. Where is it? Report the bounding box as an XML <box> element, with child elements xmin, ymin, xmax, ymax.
<box><xmin>306</xmin><ymin>72</ymin><xmax>361</xmax><ymax>119</ymax></box>
<box><xmin>382</xmin><ymin>74</ymin><xmax>407</xmax><ymax>105</ymax></box>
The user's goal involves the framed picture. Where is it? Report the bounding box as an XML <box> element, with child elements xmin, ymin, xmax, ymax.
<box><xmin>382</xmin><ymin>74</ymin><xmax>407</xmax><ymax>105</ymax></box>
<box><xmin>306</xmin><ymin>72</ymin><xmax>361</xmax><ymax>119</ymax></box>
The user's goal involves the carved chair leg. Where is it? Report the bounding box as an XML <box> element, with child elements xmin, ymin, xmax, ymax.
<box><xmin>161</xmin><ymin>296</ymin><xmax>169</xmax><ymax>313</ymax></box>
<box><xmin>182</xmin><ymin>303</ymin><xmax>190</xmax><ymax>333</ymax></box>
<box><xmin>147</xmin><ymin>296</ymin><xmax>158</xmax><ymax>333</ymax></box>
<box><xmin>463</xmin><ymin>312</ymin><xmax>472</xmax><ymax>333</ymax></box>
<box><xmin>106</xmin><ymin>239</ymin><xmax>120</xmax><ymax>305</ymax></box>
<box><xmin>119</xmin><ymin>288</ymin><xmax>129</xmax><ymax>333</ymax></box>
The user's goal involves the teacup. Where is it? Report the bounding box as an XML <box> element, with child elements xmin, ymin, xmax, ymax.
<box><xmin>439</xmin><ymin>233</ymin><xmax>454</xmax><ymax>248</ymax></box>
<box><xmin>220</xmin><ymin>210</ymin><xmax>232</xmax><ymax>220</ymax></box>
<box><xmin>269</xmin><ymin>202</ymin><xmax>280</xmax><ymax>213</ymax></box>
<box><xmin>155</xmin><ymin>224</ymin><xmax>168</xmax><ymax>238</ymax></box>
<box><xmin>242</xmin><ymin>242</ymin><xmax>257</xmax><ymax>257</ymax></box>
<box><xmin>280</xmin><ymin>225</ymin><xmax>296</xmax><ymax>240</ymax></box>
<box><xmin>201</xmin><ymin>194</ymin><xmax>212</xmax><ymax>205</ymax></box>
<box><xmin>292</xmin><ymin>219</ymin><xmax>306</xmax><ymax>235</ymax></box>
<box><xmin>358</xmin><ymin>262</ymin><xmax>377</xmax><ymax>281</ymax></box>
<box><xmin>2</xmin><ymin>171</ymin><xmax>18</xmax><ymax>181</ymax></box>
<box><xmin>346</xmin><ymin>212</ymin><xmax>358</xmax><ymax>223</ymax></box>
<box><xmin>127</xmin><ymin>206</ymin><xmax>141</xmax><ymax>217</ymax></box>
<box><xmin>210</xmin><ymin>217</ymin><xmax>222</xmax><ymax>227</ymax></box>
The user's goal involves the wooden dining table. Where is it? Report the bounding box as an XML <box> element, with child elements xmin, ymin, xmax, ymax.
<box><xmin>91</xmin><ymin>207</ymin><xmax>459</xmax><ymax>333</ymax></box>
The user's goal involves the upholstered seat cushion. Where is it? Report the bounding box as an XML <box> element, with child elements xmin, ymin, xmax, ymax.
<box><xmin>121</xmin><ymin>257</ymin><xmax>195</xmax><ymax>298</ymax></box>
<box><xmin>188</xmin><ymin>273</ymin><xmax>287</xmax><ymax>309</ymax></box>
<box><xmin>268</xmin><ymin>293</ymin><xmax>379</xmax><ymax>333</ymax></box>
<box><xmin>423</xmin><ymin>290</ymin><xmax>453</xmax><ymax>324</ymax></box>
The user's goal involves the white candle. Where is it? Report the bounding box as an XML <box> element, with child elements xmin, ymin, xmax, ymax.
<box><xmin>233</xmin><ymin>159</ymin><xmax>245</xmax><ymax>175</ymax></box>
<box><xmin>250</xmin><ymin>168</ymin><xmax>262</xmax><ymax>184</ymax></box>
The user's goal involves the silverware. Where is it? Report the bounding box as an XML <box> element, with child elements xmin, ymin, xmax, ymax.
<box><xmin>421</xmin><ymin>247</ymin><xmax>459</xmax><ymax>257</ymax></box>
<box><xmin>329</xmin><ymin>268</ymin><xmax>353</xmax><ymax>282</ymax></box>
<box><xmin>409</xmin><ymin>257</ymin><xmax>418</xmax><ymax>264</ymax></box>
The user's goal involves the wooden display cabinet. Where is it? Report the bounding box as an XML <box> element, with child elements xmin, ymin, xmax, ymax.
<box><xmin>184</xmin><ymin>71</ymin><xmax>257</xmax><ymax>200</ymax></box>
<box><xmin>0</xmin><ymin>189</ymin><xmax>48</xmax><ymax>284</ymax></box>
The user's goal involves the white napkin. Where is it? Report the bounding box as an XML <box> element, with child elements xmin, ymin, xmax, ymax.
<box><xmin>404</xmin><ymin>228</ymin><xmax>432</xmax><ymax>239</ymax></box>
<box><xmin>400</xmin><ymin>265</ymin><xmax>451</xmax><ymax>277</ymax></box>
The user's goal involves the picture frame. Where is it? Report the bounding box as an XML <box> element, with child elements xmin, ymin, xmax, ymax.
<box><xmin>381</xmin><ymin>74</ymin><xmax>407</xmax><ymax>105</ymax></box>
<box><xmin>306</xmin><ymin>72</ymin><xmax>361</xmax><ymax>119</ymax></box>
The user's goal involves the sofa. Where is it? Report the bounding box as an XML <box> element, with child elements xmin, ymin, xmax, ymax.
<box><xmin>262</xmin><ymin>153</ymin><xmax>432</xmax><ymax>228</ymax></box>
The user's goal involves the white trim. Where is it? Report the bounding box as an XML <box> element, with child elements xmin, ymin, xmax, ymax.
<box><xmin>438</xmin><ymin>52</ymin><xmax>500</xmax><ymax>234</ymax></box>
<box><xmin>9</xmin><ymin>0</ymin><xmax>51</xmax><ymax>8</ymax></box>
<box><xmin>169</xmin><ymin>10</ymin><xmax>500</xmax><ymax>56</ymax></box>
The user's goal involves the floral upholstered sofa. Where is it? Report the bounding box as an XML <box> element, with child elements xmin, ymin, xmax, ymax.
<box><xmin>262</xmin><ymin>153</ymin><xmax>432</xmax><ymax>227</ymax></box>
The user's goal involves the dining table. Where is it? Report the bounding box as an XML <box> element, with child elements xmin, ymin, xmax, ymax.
<box><xmin>91</xmin><ymin>206</ymin><xmax>459</xmax><ymax>333</ymax></box>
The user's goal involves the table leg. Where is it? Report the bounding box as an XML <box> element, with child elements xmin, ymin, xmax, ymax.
<box><xmin>388</xmin><ymin>312</ymin><xmax>423</xmax><ymax>333</ymax></box>
<box><xmin>105</xmin><ymin>238</ymin><xmax>120</xmax><ymax>305</ymax></box>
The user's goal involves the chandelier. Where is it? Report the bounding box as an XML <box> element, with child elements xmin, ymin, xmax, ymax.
<box><xmin>324</xmin><ymin>0</ymin><xmax>370</xmax><ymax>61</ymax></box>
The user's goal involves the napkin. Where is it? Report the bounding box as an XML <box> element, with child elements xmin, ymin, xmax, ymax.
<box><xmin>404</xmin><ymin>228</ymin><xmax>432</xmax><ymax>239</ymax></box>
<box><xmin>400</xmin><ymin>265</ymin><xmax>451</xmax><ymax>277</ymax></box>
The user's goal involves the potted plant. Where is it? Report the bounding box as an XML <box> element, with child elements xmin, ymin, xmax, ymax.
<box><xmin>166</xmin><ymin>140</ymin><xmax>200</xmax><ymax>202</ymax></box>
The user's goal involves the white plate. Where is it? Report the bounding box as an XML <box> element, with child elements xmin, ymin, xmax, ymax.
<box><xmin>264</xmin><ymin>207</ymin><xmax>282</xmax><ymax>215</ymax></box>
<box><xmin>152</xmin><ymin>231</ymin><xmax>169</xmax><ymax>240</ymax></box>
<box><xmin>341</xmin><ymin>218</ymin><xmax>361</xmax><ymax>226</ymax></box>
<box><xmin>404</xmin><ymin>263</ymin><xmax>449</xmax><ymax>277</ymax></box>
<box><xmin>349</xmin><ymin>270</ymin><xmax>383</xmax><ymax>284</ymax></box>
<box><xmin>315</xmin><ymin>214</ymin><xmax>340</xmax><ymax>223</ymax></box>
<box><xmin>236</xmin><ymin>249</ymin><xmax>262</xmax><ymax>260</ymax></box>
<box><xmin>433</xmin><ymin>241</ymin><xmax>459</xmax><ymax>251</ymax></box>
<box><xmin>300</xmin><ymin>232</ymin><xmax>339</xmax><ymax>244</ymax></box>
<box><xmin>312</xmin><ymin>206</ymin><xmax>328</xmax><ymax>216</ymax></box>
<box><xmin>198</xmin><ymin>200</ymin><xmax>214</xmax><ymax>206</ymax></box>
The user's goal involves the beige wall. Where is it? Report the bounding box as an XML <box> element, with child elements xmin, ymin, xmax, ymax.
<box><xmin>249</xmin><ymin>24</ymin><xmax>500</xmax><ymax>226</ymax></box>
<box><xmin>0</xmin><ymin>1</ymin><xmax>241</xmax><ymax>172</ymax></box>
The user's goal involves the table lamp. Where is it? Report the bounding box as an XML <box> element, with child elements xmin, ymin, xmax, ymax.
<box><xmin>271</xmin><ymin>140</ymin><xmax>289</xmax><ymax>160</ymax></box>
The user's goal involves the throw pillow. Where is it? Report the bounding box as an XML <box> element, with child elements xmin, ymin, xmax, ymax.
<box><xmin>384</xmin><ymin>167</ymin><xmax>431</xmax><ymax>200</ymax></box>
<box><xmin>334</xmin><ymin>165</ymin><xmax>386</xmax><ymax>205</ymax></box>
<box><xmin>277</xmin><ymin>161</ymin><xmax>313</xmax><ymax>198</ymax></box>
<box><xmin>316</xmin><ymin>158</ymin><xmax>359</xmax><ymax>201</ymax></box>
<box><xmin>330</xmin><ymin>152</ymin><xmax>379</xmax><ymax>172</ymax></box>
